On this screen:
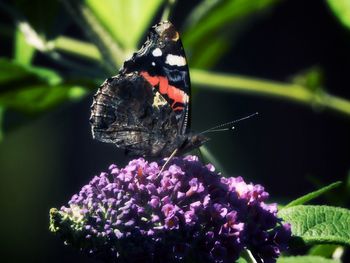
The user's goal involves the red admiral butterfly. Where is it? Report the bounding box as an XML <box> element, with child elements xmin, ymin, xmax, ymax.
<box><xmin>90</xmin><ymin>21</ymin><xmax>208</xmax><ymax>157</ymax></box>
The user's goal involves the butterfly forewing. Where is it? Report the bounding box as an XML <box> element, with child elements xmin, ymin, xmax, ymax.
<box><xmin>121</xmin><ymin>21</ymin><xmax>191</xmax><ymax>135</ymax></box>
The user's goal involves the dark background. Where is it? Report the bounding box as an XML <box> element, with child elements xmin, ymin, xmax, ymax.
<box><xmin>0</xmin><ymin>0</ymin><xmax>349</xmax><ymax>262</ymax></box>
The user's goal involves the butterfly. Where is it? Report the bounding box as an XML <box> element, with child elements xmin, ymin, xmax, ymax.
<box><xmin>90</xmin><ymin>21</ymin><xmax>208</xmax><ymax>157</ymax></box>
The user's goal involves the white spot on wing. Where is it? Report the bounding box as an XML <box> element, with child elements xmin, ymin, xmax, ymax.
<box><xmin>165</xmin><ymin>54</ymin><xmax>186</xmax><ymax>66</ymax></box>
<box><xmin>152</xmin><ymin>62</ymin><xmax>156</xmax><ymax>66</ymax></box>
<box><xmin>152</xmin><ymin>48</ymin><xmax>162</xmax><ymax>57</ymax></box>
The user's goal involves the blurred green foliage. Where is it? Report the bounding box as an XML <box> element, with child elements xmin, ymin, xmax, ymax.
<box><xmin>1</xmin><ymin>0</ymin><xmax>350</xmax><ymax>262</ymax></box>
<box><xmin>84</xmin><ymin>0</ymin><xmax>164</xmax><ymax>51</ymax></box>
<box><xmin>0</xmin><ymin>58</ymin><xmax>86</xmax><ymax>113</ymax></box>
<box><xmin>1</xmin><ymin>0</ymin><xmax>350</xmax><ymax>132</ymax></box>
<box><xmin>327</xmin><ymin>0</ymin><xmax>350</xmax><ymax>30</ymax></box>
<box><xmin>1</xmin><ymin>0</ymin><xmax>350</xmax><ymax>143</ymax></box>
<box><xmin>182</xmin><ymin>0</ymin><xmax>279</xmax><ymax>67</ymax></box>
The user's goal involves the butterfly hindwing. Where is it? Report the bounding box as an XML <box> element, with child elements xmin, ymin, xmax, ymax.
<box><xmin>90</xmin><ymin>72</ymin><xmax>183</xmax><ymax>157</ymax></box>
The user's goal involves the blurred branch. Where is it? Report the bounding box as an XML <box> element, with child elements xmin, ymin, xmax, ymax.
<box><xmin>161</xmin><ymin>0</ymin><xmax>177</xmax><ymax>21</ymax></box>
<box><xmin>16</xmin><ymin>21</ymin><xmax>103</xmax><ymax>78</ymax></box>
<box><xmin>53</xmin><ymin>36</ymin><xmax>101</xmax><ymax>61</ymax></box>
<box><xmin>191</xmin><ymin>69</ymin><xmax>350</xmax><ymax>118</ymax></box>
<box><xmin>182</xmin><ymin>0</ymin><xmax>221</xmax><ymax>29</ymax></box>
<box><xmin>182</xmin><ymin>0</ymin><xmax>279</xmax><ymax>48</ymax></box>
<box><xmin>0</xmin><ymin>1</ymin><xmax>106</xmax><ymax>77</ymax></box>
<box><xmin>44</xmin><ymin>37</ymin><xmax>350</xmax><ymax>118</ymax></box>
<box><xmin>17</xmin><ymin>21</ymin><xmax>54</xmax><ymax>52</ymax></box>
<box><xmin>61</xmin><ymin>0</ymin><xmax>125</xmax><ymax>72</ymax></box>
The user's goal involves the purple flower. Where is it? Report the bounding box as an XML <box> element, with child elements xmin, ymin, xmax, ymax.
<box><xmin>49</xmin><ymin>155</ymin><xmax>290</xmax><ymax>263</ymax></box>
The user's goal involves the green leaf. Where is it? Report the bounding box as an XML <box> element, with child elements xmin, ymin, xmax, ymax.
<box><xmin>85</xmin><ymin>0</ymin><xmax>164</xmax><ymax>50</ymax></box>
<box><xmin>277</xmin><ymin>255</ymin><xmax>340</xmax><ymax>263</ymax></box>
<box><xmin>283</xmin><ymin>181</ymin><xmax>342</xmax><ymax>208</ymax></box>
<box><xmin>237</xmin><ymin>257</ymin><xmax>248</xmax><ymax>263</ymax></box>
<box><xmin>0</xmin><ymin>84</ymin><xmax>87</xmax><ymax>113</ymax></box>
<box><xmin>308</xmin><ymin>244</ymin><xmax>340</xmax><ymax>258</ymax></box>
<box><xmin>278</xmin><ymin>205</ymin><xmax>350</xmax><ymax>246</ymax></box>
<box><xmin>0</xmin><ymin>58</ymin><xmax>61</xmax><ymax>88</ymax></box>
<box><xmin>183</xmin><ymin>0</ymin><xmax>278</xmax><ymax>44</ymax></box>
<box><xmin>14</xmin><ymin>27</ymin><xmax>36</xmax><ymax>65</ymax></box>
<box><xmin>60</xmin><ymin>0</ymin><xmax>124</xmax><ymax>70</ymax></box>
<box><xmin>182</xmin><ymin>0</ymin><xmax>279</xmax><ymax>67</ymax></box>
<box><xmin>188</xmin><ymin>34</ymin><xmax>230</xmax><ymax>68</ymax></box>
<box><xmin>182</xmin><ymin>0</ymin><xmax>222</xmax><ymax>29</ymax></box>
<box><xmin>0</xmin><ymin>58</ymin><xmax>34</xmax><ymax>84</ymax></box>
<box><xmin>327</xmin><ymin>0</ymin><xmax>350</xmax><ymax>30</ymax></box>
<box><xmin>0</xmin><ymin>58</ymin><xmax>89</xmax><ymax>113</ymax></box>
<box><xmin>291</xmin><ymin>67</ymin><xmax>324</xmax><ymax>92</ymax></box>
<box><xmin>63</xmin><ymin>0</ymin><xmax>163</xmax><ymax>70</ymax></box>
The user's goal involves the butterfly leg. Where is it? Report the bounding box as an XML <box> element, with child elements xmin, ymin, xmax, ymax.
<box><xmin>157</xmin><ymin>148</ymin><xmax>178</xmax><ymax>177</ymax></box>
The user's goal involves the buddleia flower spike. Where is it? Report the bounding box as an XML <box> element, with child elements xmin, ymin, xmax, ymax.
<box><xmin>50</xmin><ymin>155</ymin><xmax>290</xmax><ymax>263</ymax></box>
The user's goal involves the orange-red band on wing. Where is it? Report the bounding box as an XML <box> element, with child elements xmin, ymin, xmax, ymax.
<box><xmin>141</xmin><ymin>72</ymin><xmax>159</xmax><ymax>86</ymax></box>
<box><xmin>140</xmin><ymin>71</ymin><xmax>187</xmax><ymax>109</ymax></box>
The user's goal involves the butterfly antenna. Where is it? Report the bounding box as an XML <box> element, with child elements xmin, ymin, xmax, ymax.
<box><xmin>201</xmin><ymin>112</ymin><xmax>259</xmax><ymax>134</ymax></box>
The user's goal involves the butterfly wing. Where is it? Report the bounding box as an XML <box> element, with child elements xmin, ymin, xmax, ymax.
<box><xmin>90</xmin><ymin>21</ymin><xmax>207</xmax><ymax>157</ymax></box>
<box><xmin>90</xmin><ymin>72</ymin><xmax>182</xmax><ymax>157</ymax></box>
<box><xmin>121</xmin><ymin>21</ymin><xmax>191</xmax><ymax>135</ymax></box>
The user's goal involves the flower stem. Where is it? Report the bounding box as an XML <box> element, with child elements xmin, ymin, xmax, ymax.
<box><xmin>199</xmin><ymin>145</ymin><xmax>227</xmax><ymax>175</ymax></box>
<box><xmin>241</xmin><ymin>249</ymin><xmax>258</xmax><ymax>263</ymax></box>
<box><xmin>191</xmin><ymin>69</ymin><xmax>350</xmax><ymax>118</ymax></box>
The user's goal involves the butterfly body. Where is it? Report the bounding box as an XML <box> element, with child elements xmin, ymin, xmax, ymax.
<box><xmin>90</xmin><ymin>21</ymin><xmax>208</xmax><ymax>157</ymax></box>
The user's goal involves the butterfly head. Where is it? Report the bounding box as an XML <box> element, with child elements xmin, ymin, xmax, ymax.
<box><xmin>153</xmin><ymin>21</ymin><xmax>180</xmax><ymax>43</ymax></box>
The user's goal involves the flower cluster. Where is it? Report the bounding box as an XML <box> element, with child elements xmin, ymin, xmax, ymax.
<box><xmin>50</xmin><ymin>156</ymin><xmax>290</xmax><ymax>263</ymax></box>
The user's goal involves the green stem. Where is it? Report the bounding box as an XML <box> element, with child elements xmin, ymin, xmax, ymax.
<box><xmin>50</xmin><ymin>37</ymin><xmax>350</xmax><ymax>118</ymax></box>
<box><xmin>0</xmin><ymin>106</ymin><xmax>4</xmax><ymax>142</ymax></box>
<box><xmin>61</xmin><ymin>0</ymin><xmax>124</xmax><ymax>72</ymax></box>
<box><xmin>199</xmin><ymin>145</ymin><xmax>227</xmax><ymax>175</ymax></box>
<box><xmin>53</xmin><ymin>36</ymin><xmax>101</xmax><ymax>61</ymax></box>
<box><xmin>241</xmin><ymin>249</ymin><xmax>258</xmax><ymax>263</ymax></box>
<box><xmin>161</xmin><ymin>0</ymin><xmax>177</xmax><ymax>21</ymax></box>
<box><xmin>191</xmin><ymin>69</ymin><xmax>350</xmax><ymax>117</ymax></box>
